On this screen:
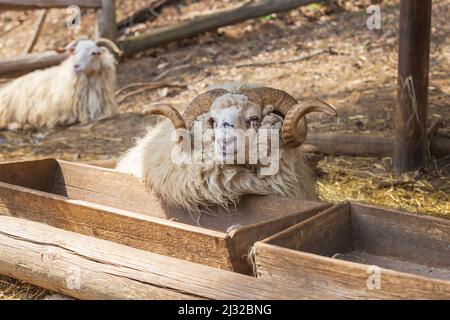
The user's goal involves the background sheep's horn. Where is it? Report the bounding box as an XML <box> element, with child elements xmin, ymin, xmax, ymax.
<box><xmin>282</xmin><ymin>100</ymin><xmax>338</xmax><ymax>148</ymax></box>
<box><xmin>183</xmin><ymin>89</ymin><xmax>228</xmax><ymax>128</ymax></box>
<box><xmin>144</xmin><ymin>104</ymin><xmax>186</xmax><ymax>130</ymax></box>
<box><xmin>96</xmin><ymin>38</ymin><xmax>123</xmax><ymax>56</ymax></box>
<box><xmin>64</xmin><ymin>39</ymin><xmax>79</xmax><ymax>53</ymax></box>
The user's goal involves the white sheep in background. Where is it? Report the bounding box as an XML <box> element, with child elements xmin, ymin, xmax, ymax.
<box><xmin>0</xmin><ymin>38</ymin><xmax>122</xmax><ymax>130</ymax></box>
<box><xmin>117</xmin><ymin>85</ymin><xmax>337</xmax><ymax>212</ymax></box>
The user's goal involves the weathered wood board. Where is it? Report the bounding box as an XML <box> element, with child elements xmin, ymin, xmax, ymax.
<box><xmin>254</xmin><ymin>201</ymin><xmax>450</xmax><ymax>299</ymax></box>
<box><xmin>0</xmin><ymin>158</ymin><xmax>329</xmax><ymax>274</ymax></box>
<box><xmin>0</xmin><ymin>215</ymin><xmax>341</xmax><ymax>300</ymax></box>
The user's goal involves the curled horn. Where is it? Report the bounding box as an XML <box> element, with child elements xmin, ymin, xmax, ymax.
<box><xmin>96</xmin><ymin>38</ymin><xmax>123</xmax><ymax>56</ymax></box>
<box><xmin>182</xmin><ymin>89</ymin><xmax>229</xmax><ymax>128</ymax></box>
<box><xmin>240</xmin><ymin>87</ymin><xmax>337</xmax><ymax>148</ymax></box>
<box><xmin>144</xmin><ymin>104</ymin><xmax>186</xmax><ymax>143</ymax></box>
<box><xmin>240</xmin><ymin>87</ymin><xmax>299</xmax><ymax>116</ymax></box>
<box><xmin>64</xmin><ymin>39</ymin><xmax>79</xmax><ymax>53</ymax></box>
<box><xmin>144</xmin><ymin>104</ymin><xmax>186</xmax><ymax>129</ymax></box>
<box><xmin>282</xmin><ymin>100</ymin><xmax>337</xmax><ymax>148</ymax></box>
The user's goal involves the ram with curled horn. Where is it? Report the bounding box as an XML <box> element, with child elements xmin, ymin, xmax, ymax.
<box><xmin>117</xmin><ymin>84</ymin><xmax>337</xmax><ymax>213</ymax></box>
<box><xmin>0</xmin><ymin>38</ymin><xmax>121</xmax><ymax>130</ymax></box>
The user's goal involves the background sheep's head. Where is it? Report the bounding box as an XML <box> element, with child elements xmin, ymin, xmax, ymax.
<box><xmin>65</xmin><ymin>38</ymin><xmax>122</xmax><ymax>75</ymax></box>
<box><xmin>145</xmin><ymin>87</ymin><xmax>337</xmax><ymax>167</ymax></box>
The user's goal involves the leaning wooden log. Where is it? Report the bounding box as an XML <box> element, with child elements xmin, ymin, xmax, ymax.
<box><xmin>23</xmin><ymin>9</ymin><xmax>47</xmax><ymax>54</ymax></box>
<box><xmin>120</xmin><ymin>0</ymin><xmax>324</xmax><ymax>57</ymax></box>
<box><xmin>117</xmin><ymin>0</ymin><xmax>171</xmax><ymax>32</ymax></box>
<box><xmin>0</xmin><ymin>51</ymin><xmax>68</xmax><ymax>78</ymax></box>
<box><xmin>305</xmin><ymin>133</ymin><xmax>450</xmax><ymax>158</ymax></box>
<box><xmin>0</xmin><ymin>215</ymin><xmax>340</xmax><ymax>300</ymax></box>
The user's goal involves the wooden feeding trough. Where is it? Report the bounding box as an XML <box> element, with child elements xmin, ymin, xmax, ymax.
<box><xmin>0</xmin><ymin>158</ymin><xmax>329</xmax><ymax>275</ymax></box>
<box><xmin>254</xmin><ymin>201</ymin><xmax>450</xmax><ymax>299</ymax></box>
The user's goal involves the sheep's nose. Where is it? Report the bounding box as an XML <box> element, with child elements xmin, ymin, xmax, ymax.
<box><xmin>221</xmin><ymin>122</ymin><xmax>234</xmax><ymax>129</ymax></box>
<box><xmin>74</xmin><ymin>64</ymin><xmax>82</xmax><ymax>73</ymax></box>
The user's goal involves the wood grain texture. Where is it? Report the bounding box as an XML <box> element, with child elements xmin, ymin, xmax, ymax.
<box><xmin>0</xmin><ymin>216</ymin><xmax>314</xmax><ymax>300</ymax></box>
<box><xmin>0</xmin><ymin>181</ymin><xmax>234</xmax><ymax>270</ymax></box>
<box><xmin>230</xmin><ymin>203</ymin><xmax>330</xmax><ymax>274</ymax></box>
<box><xmin>260</xmin><ymin>202</ymin><xmax>353</xmax><ymax>256</ymax></box>
<box><xmin>350</xmin><ymin>202</ymin><xmax>450</xmax><ymax>269</ymax></box>
<box><xmin>255</xmin><ymin>201</ymin><xmax>450</xmax><ymax>299</ymax></box>
<box><xmin>52</xmin><ymin>161</ymin><xmax>326</xmax><ymax>231</ymax></box>
<box><xmin>255</xmin><ymin>242</ymin><xmax>450</xmax><ymax>299</ymax></box>
<box><xmin>120</xmin><ymin>0</ymin><xmax>324</xmax><ymax>56</ymax></box>
<box><xmin>336</xmin><ymin>251</ymin><xmax>450</xmax><ymax>281</ymax></box>
<box><xmin>305</xmin><ymin>133</ymin><xmax>450</xmax><ymax>158</ymax></box>
<box><xmin>0</xmin><ymin>158</ymin><xmax>57</xmax><ymax>192</ymax></box>
<box><xmin>0</xmin><ymin>159</ymin><xmax>327</xmax><ymax>274</ymax></box>
<box><xmin>0</xmin><ymin>51</ymin><xmax>68</xmax><ymax>78</ymax></box>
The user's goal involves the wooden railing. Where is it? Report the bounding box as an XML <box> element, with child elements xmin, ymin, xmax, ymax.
<box><xmin>0</xmin><ymin>0</ymin><xmax>115</xmax><ymax>39</ymax></box>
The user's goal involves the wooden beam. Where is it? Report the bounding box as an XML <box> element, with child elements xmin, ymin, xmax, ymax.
<box><xmin>0</xmin><ymin>215</ymin><xmax>328</xmax><ymax>300</ymax></box>
<box><xmin>0</xmin><ymin>0</ymin><xmax>102</xmax><ymax>9</ymax></box>
<box><xmin>95</xmin><ymin>0</ymin><xmax>117</xmax><ymax>41</ymax></box>
<box><xmin>23</xmin><ymin>9</ymin><xmax>48</xmax><ymax>54</ymax></box>
<box><xmin>117</xmin><ymin>0</ymin><xmax>171</xmax><ymax>32</ymax></box>
<box><xmin>394</xmin><ymin>0</ymin><xmax>432</xmax><ymax>173</ymax></box>
<box><xmin>305</xmin><ymin>132</ymin><xmax>450</xmax><ymax>158</ymax></box>
<box><xmin>0</xmin><ymin>51</ymin><xmax>68</xmax><ymax>78</ymax></box>
<box><xmin>119</xmin><ymin>0</ymin><xmax>324</xmax><ymax>57</ymax></box>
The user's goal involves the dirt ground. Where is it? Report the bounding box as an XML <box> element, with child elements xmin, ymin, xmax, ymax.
<box><xmin>0</xmin><ymin>0</ymin><xmax>449</xmax><ymax>299</ymax></box>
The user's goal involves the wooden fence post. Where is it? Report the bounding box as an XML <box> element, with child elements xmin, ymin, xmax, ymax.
<box><xmin>394</xmin><ymin>0</ymin><xmax>432</xmax><ymax>173</ymax></box>
<box><xmin>95</xmin><ymin>0</ymin><xmax>117</xmax><ymax>41</ymax></box>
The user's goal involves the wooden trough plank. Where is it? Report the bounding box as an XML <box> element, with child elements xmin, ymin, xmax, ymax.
<box><xmin>0</xmin><ymin>181</ymin><xmax>234</xmax><ymax>270</ymax></box>
<box><xmin>254</xmin><ymin>202</ymin><xmax>450</xmax><ymax>299</ymax></box>
<box><xmin>255</xmin><ymin>242</ymin><xmax>450</xmax><ymax>300</ymax></box>
<box><xmin>0</xmin><ymin>51</ymin><xmax>68</xmax><ymax>78</ymax></box>
<box><xmin>0</xmin><ymin>0</ymin><xmax>102</xmax><ymax>9</ymax></box>
<box><xmin>0</xmin><ymin>215</ymin><xmax>326</xmax><ymax>300</ymax></box>
<box><xmin>350</xmin><ymin>202</ymin><xmax>450</xmax><ymax>269</ymax></box>
<box><xmin>0</xmin><ymin>159</ymin><xmax>330</xmax><ymax>274</ymax></box>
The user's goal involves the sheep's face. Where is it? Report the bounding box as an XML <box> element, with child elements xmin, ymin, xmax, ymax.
<box><xmin>71</xmin><ymin>40</ymin><xmax>103</xmax><ymax>75</ymax></box>
<box><xmin>208</xmin><ymin>94</ymin><xmax>265</xmax><ymax>163</ymax></box>
<box><xmin>147</xmin><ymin>87</ymin><xmax>337</xmax><ymax>175</ymax></box>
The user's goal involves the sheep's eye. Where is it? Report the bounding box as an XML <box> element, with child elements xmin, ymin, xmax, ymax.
<box><xmin>91</xmin><ymin>51</ymin><xmax>100</xmax><ymax>56</ymax></box>
<box><xmin>248</xmin><ymin>116</ymin><xmax>260</xmax><ymax>127</ymax></box>
<box><xmin>208</xmin><ymin>117</ymin><xmax>215</xmax><ymax>126</ymax></box>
